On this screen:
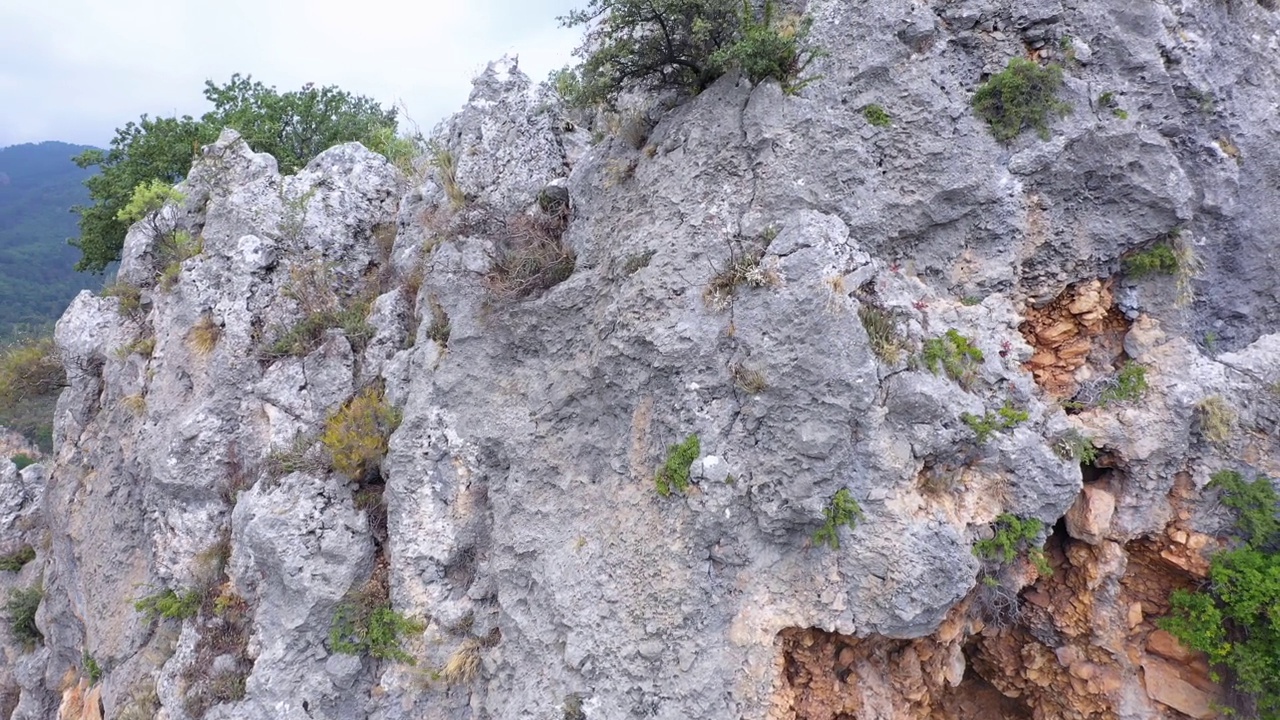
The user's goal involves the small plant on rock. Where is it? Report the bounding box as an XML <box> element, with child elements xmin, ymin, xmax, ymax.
<box><xmin>187</xmin><ymin>313</ymin><xmax>222</xmax><ymax>356</ymax></box>
<box><xmin>920</xmin><ymin>329</ymin><xmax>984</xmax><ymax>387</ymax></box>
<box><xmin>1053</xmin><ymin>429</ymin><xmax>1099</xmax><ymax>464</ymax></box>
<box><xmin>1196</xmin><ymin>395</ymin><xmax>1236</xmax><ymax>446</ymax></box>
<box><xmin>961</xmin><ymin>401</ymin><xmax>1028</xmax><ymax>443</ymax></box>
<box><xmin>134</xmin><ymin>588</ymin><xmax>201</xmax><ymax>621</ymax></box>
<box><xmin>322</xmin><ymin>387</ymin><xmax>402</xmax><ymax>480</ymax></box>
<box><xmin>1098</xmin><ymin>363</ymin><xmax>1148</xmax><ymax>405</ymax></box>
<box><xmin>812</xmin><ymin>488</ymin><xmax>864</xmax><ymax>550</ymax></box>
<box><xmin>974</xmin><ymin>514</ymin><xmax>1051</xmax><ymax>577</ymax></box>
<box><xmin>0</xmin><ymin>545</ymin><xmax>35</xmax><ymax>572</ymax></box>
<box><xmin>5</xmin><ymin>585</ymin><xmax>42</xmax><ymax>649</ymax></box>
<box><xmin>1122</xmin><ymin>243</ymin><xmax>1179</xmax><ymax>278</ymax></box>
<box><xmin>858</xmin><ymin>304</ymin><xmax>905</xmax><ymax>364</ymax></box>
<box><xmin>485</xmin><ymin>206</ymin><xmax>576</xmax><ymax>300</ymax></box>
<box><xmin>863</xmin><ymin>104</ymin><xmax>892</xmax><ymax>127</ymax></box>
<box><xmin>972</xmin><ymin>58</ymin><xmax>1071</xmax><ymax>142</ymax></box>
<box><xmin>655</xmin><ymin>434</ymin><xmax>700</xmax><ymax>497</ymax></box>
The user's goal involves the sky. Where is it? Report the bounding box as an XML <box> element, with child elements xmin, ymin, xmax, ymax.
<box><xmin>0</xmin><ymin>0</ymin><xmax>584</xmax><ymax>148</ymax></box>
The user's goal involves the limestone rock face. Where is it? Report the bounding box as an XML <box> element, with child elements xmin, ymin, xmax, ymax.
<box><xmin>5</xmin><ymin>2</ymin><xmax>1280</xmax><ymax>719</ymax></box>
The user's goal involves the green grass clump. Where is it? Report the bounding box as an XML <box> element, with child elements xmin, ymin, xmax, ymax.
<box><xmin>1054</xmin><ymin>429</ymin><xmax>1099</xmax><ymax>464</ymax></box>
<box><xmin>962</xmin><ymin>402</ymin><xmax>1028</xmax><ymax>443</ymax></box>
<box><xmin>858</xmin><ymin>304</ymin><xmax>905</xmax><ymax>364</ymax></box>
<box><xmin>1160</xmin><ymin>470</ymin><xmax>1280</xmax><ymax>717</ymax></box>
<box><xmin>863</xmin><ymin>104</ymin><xmax>892</xmax><ymax>127</ymax></box>
<box><xmin>10</xmin><ymin>454</ymin><xmax>35</xmax><ymax>471</ymax></box>
<box><xmin>1098</xmin><ymin>363</ymin><xmax>1148</xmax><ymax>405</ymax></box>
<box><xmin>972</xmin><ymin>58</ymin><xmax>1071</xmax><ymax>142</ymax></box>
<box><xmin>655</xmin><ymin>434</ymin><xmax>700</xmax><ymax>497</ymax></box>
<box><xmin>329</xmin><ymin>602</ymin><xmax>423</xmax><ymax>663</ymax></box>
<box><xmin>134</xmin><ymin>588</ymin><xmax>201</xmax><ymax>621</ymax></box>
<box><xmin>974</xmin><ymin>514</ymin><xmax>1051</xmax><ymax>576</ymax></box>
<box><xmin>0</xmin><ymin>545</ymin><xmax>35</xmax><ymax>572</ymax></box>
<box><xmin>321</xmin><ymin>387</ymin><xmax>402</xmax><ymax>480</ymax></box>
<box><xmin>1123</xmin><ymin>243</ymin><xmax>1179</xmax><ymax>278</ymax></box>
<box><xmin>921</xmin><ymin>329</ymin><xmax>984</xmax><ymax>387</ymax></box>
<box><xmin>83</xmin><ymin>651</ymin><xmax>103</xmax><ymax>684</ymax></box>
<box><xmin>264</xmin><ymin>304</ymin><xmax>373</xmax><ymax>359</ymax></box>
<box><xmin>6</xmin><ymin>585</ymin><xmax>42</xmax><ymax>649</ymax></box>
<box><xmin>812</xmin><ymin>488</ymin><xmax>864</xmax><ymax>549</ymax></box>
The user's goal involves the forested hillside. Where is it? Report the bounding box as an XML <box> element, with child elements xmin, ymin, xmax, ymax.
<box><xmin>0</xmin><ymin>142</ymin><xmax>102</xmax><ymax>338</ymax></box>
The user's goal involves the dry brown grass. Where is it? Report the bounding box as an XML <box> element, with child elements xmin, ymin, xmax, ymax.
<box><xmin>1196</xmin><ymin>395</ymin><xmax>1235</xmax><ymax>445</ymax></box>
<box><xmin>485</xmin><ymin>207</ymin><xmax>575</xmax><ymax>300</ymax></box>
<box><xmin>187</xmin><ymin>314</ymin><xmax>222</xmax><ymax>356</ymax></box>
<box><xmin>442</xmin><ymin>638</ymin><xmax>481</xmax><ymax>684</ymax></box>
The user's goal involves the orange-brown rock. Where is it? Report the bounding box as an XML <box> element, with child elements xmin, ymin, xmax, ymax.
<box><xmin>1142</xmin><ymin>658</ymin><xmax>1218</xmax><ymax>719</ymax></box>
<box><xmin>1019</xmin><ymin>279</ymin><xmax>1130</xmax><ymax>397</ymax></box>
<box><xmin>1065</xmin><ymin>486</ymin><xmax>1116</xmax><ymax>544</ymax></box>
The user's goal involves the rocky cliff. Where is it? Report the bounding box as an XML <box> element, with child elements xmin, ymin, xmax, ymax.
<box><xmin>3</xmin><ymin>0</ymin><xmax>1280</xmax><ymax>718</ymax></box>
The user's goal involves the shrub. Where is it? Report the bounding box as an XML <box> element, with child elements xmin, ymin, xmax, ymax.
<box><xmin>321</xmin><ymin>387</ymin><xmax>402</xmax><ymax>480</ymax></box>
<box><xmin>863</xmin><ymin>104</ymin><xmax>892</xmax><ymax>127</ymax></box>
<box><xmin>972</xmin><ymin>57</ymin><xmax>1071</xmax><ymax>142</ymax></box>
<box><xmin>155</xmin><ymin>231</ymin><xmax>203</xmax><ymax>291</ymax></box>
<box><xmin>485</xmin><ymin>208</ymin><xmax>576</xmax><ymax>299</ymax></box>
<box><xmin>709</xmin><ymin>0</ymin><xmax>823</xmax><ymax>93</ymax></box>
<box><xmin>102</xmin><ymin>281</ymin><xmax>143</xmax><ymax>317</ymax></box>
<box><xmin>974</xmin><ymin>514</ymin><xmax>1051</xmax><ymax>576</ymax></box>
<box><xmin>0</xmin><ymin>545</ymin><xmax>35</xmax><ymax>572</ymax></box>
<box><xmin>1098</xmin><ymin>363</ymin><xmax>1147</xmax><ymax>405</ymax></box>
<box><xmin>858</xmin><ymin>304</ymin><xmax>904</xmax><ymax>364</ymax></box>
<box><xmin>10</xmin><ymin>454</ymin><xmax>35</xmax><ymax>471</ymax></box>
<box><xmin>1197</xmin><ymin>396</ymin><xmax>1236</xmax><ymax>445</ymax></box>
<box><xmin>812</xmin><ymin>488</ymin><xmax>864</xmax><ymax>550</ymax></box>
<box><xmin>364</xmin><ymin>126</ymin><xmax>424</xmax><ymax>177</ymax></box>
<box><xmin>0</xmin><ymin>337</ymin><xmax>64</xmax><ymax>412</ymax></box>
<box><xmin>920</xmin><ymin>329</ymin><xmax>984</xmax><ymax>387</ymax></box>
<box><xmin>134</xmin><ymin>588</ymin><xmax>201</xmax><ymax>621</ymax></box>
<box><xmin>655</xmin><ymin>434</ymin><xmax>700</xmax><ymax>497</ymax></box>
<box><xmin>6</xmin><ymin>585</ymin><xmax>42</xmax><ymax>648</ymax></box>
<box><xmin>329</xmin><ymin>602</ymin><xmax>422</xmax><ymax>663</ymax></box>
<box><xmin>1122</xmin><ymin>243</ymin><xmax>1179</xmax><ymax>279</ymax></box>
<box><xmin>83</xmin><ymin>651</ymin><xmax>103</xmax><ymax>684</ymax></box>
<box><xmin>1053</xmin><ymin>429</ymin><xmax>1099</xmax><ymax>464</ymax></box>
<box><xmin>962</xmin><ymin>401</ymin><xmax>1028</xmax><ymax>443</ymax></box>
<box><xmin>1160</xmin><ymin>470</ymin><xmax>1280</xmax><ymax>716</ymax></box>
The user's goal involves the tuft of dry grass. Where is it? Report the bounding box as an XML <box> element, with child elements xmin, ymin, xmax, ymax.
<box><xmin>485</xmin><ymin>207</ymin><xmax>575</xmax><ymax>300</ymax></box>
<box><xmin>430</xmin><ymin>145</ymin><xmax>466</xmax><ymax>209</ymax></box>
<box><xmin>1196</xmin><ymin>395</ymin><xmax>1235</xmax><ymax>445</ymax></box>
<box><xmin>703</xmin><ymin>247</ymin><xmax>781</xmax><ymax>311</ymax></box>
<box><xmin>121</xmin><ymin>394</ymin><xmax>146</xmax><ymax>416</ymax></box>
<box><xmin>857</xmin><ymin>304</ymin><xmax>905</xmax><ymax>365</ymax></box>
<box><xmin>187</xmin><ymin>314</ymin><xmax>222</xmax><ymax>356</ymax></box>
<box><xmin>730</xmin><ymin>363</ymin><xmax>767</xmax><ymax>394</ymax></box>
<box><xmin>442</xmin><ymin>638</ymin><xmax>481</xmax><ymax>684</ymax></box>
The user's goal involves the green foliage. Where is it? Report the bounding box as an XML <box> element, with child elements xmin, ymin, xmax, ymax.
<box><xmin>264</xmin><ymin>302</ymin><xmax>373</xmax><ymax>359</ymax></box>
<box><xmin>0</xmin><ymin>545</ymin><xmax>35</xmax><ymax>573</ymax></box>
<box><xmin>1123</xmin><ymin>243</ymin><xmax>1179</xmax><ymax>278</ymax></box>
<box><xmin>72</xmin><ymin>75</ymin><xmax>397</xmax><ymax>272</ymax></box>
<box><xmin>115</xmin><ymin>179</ymin><xmax>184</xmax><ymax>225</ymax></box>
<box><xmin>329</xmin><ymin>602</ymin><xmax>423</xmax><ymax>663</ymax></box>
<box><xmin>321</xmin><ymin>387</ymin><xmax>402</xmax><ymax>480</ymax></box>
<box><xmin>974</xmin><ymin>514</ymin><xmax>1051</xmax><ymax>576</ymax></box>
<box><xmin>812</xmin><ymin>488</ymin><xmax>864</xmax><ymax>550</ymax></box>
<box><xmin>9</xmin><ymin>454</ymin><xmax>35</xmax><ymax>471</ymax></box>
<box><xmin>5</xmin><ymin>585</ymin><xmax>42</xmax><ymax>648</ymax></box>
<box><xmin>1098</xmin><ymin>363</ymin><xmax>1148</xmax><ymax>405</ymax></box>
<box><xmin>561</xmin><ymin>0</ymin><xmax>820</xmax><ymax>106</ymax></box>
<box><xmin>920</xmin><ymin>329</ymin><xmax>984</xmax><ymax>387</ymax></box>
<box><xmin>863</xmin><ymin>104</ymin><xmax>892</xmax><ymax>127</ymax></box>
<box><xmin>971</xmin><ymin>58</ymin><xmax>1071</xmax><ymax>142</ymax></box>
<box><xmin>0</xmin><ymin>336</ymin><xmax>64</xmax><ymax>450</ymax></box>
<box><xmin>962</xmin><ymin>401</ymin><xmax>1028</xmax><ymax>443</ymax></box>
<box><xmin>83</xmin><ymin>651</ymin><xmax>103</xmax><ymax>684</ymax></box>
<box><xmin>134</xmin><ymin>588</ymin><xmax>201</xmax><ymax>621</ymax></box>
<box><xmin>1160</xmin><ymin>470</ymin><xmax>1280</xmax><ymax>716</ymax></box>
<box><xmin>1054</xmin><ymin>429</ymin><xmax>1099</xmax><ymax>464</ymax></box>
<box><xmin>858</xmin><ymin>304</ymin><xmax>904</xmax><ymax>364</ymax></box>
<box><xmin>655</xmin><ymin>434</ymin><xmax>700</xmax><ymax>497</ymax></box>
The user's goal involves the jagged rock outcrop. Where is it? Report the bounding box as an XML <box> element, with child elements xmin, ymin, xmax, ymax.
<box><xmin>2</xmin><ymin>0</ymin><xmax>1280</xmax><ymax>718</ymax></box>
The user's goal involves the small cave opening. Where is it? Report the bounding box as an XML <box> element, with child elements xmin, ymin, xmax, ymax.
<box><xmin>944</xmin><ymin>655</ymin><xmax>1034</xmax><ymax>720</ymax></box>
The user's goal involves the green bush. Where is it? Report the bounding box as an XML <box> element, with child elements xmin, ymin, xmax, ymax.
<box><xmin>920</xmin><ymin>329</ymin><xmax>984</xmax><ymax>387</ymax></box>
<box><xmin>961</xmin><ymin>401</ymin><xmax>1028</xmax><ymax>443</ymax></box>
<box><xmin>321</xmin><ymin>387</ymin><xmax>402</xmax><ymax>480</ymax></box>
<box><xmin>83</xmin><ymin>651</ymin><xmax>103</xmax><ymax>684</ymax></box>
<box><xmin>264</xmin><ymin>304</ymin><xmax>373</xmax><ymax>359</ymax></box>
<box><xmin>6</xmin><ymin>585</ymin><xmax>42</xmax><ymax>649</ymax></box>
<box><xmin>812</xmin><ymin>488</ymin><xmax>864</xmax><ymax>550</ymax></box>
<box><xmin>1122</xmin><ymin>243</ymin><xmax>1179</xmax><ymax>278</ymax></box>
<box><xmin>0</xmin><ymin>545</ymin><xmax>35</xmax><ymax>573</ymax></box>
<box><xmin>1098</xmin><ymin>363</ymin><xmax>1147</xmax><ymax>405</ymax></box>
<box><xmin>863</xmin><ymin>104</ymin><xmax>892</xmax><ymax>127</ymax></box>
<box><xmin>10</xmin><ymin>454</ymin><xmax>35</xmax><ymax>471</ymax></box>
<box><xmin>0</xmin><ymin>336</ymin><xmax>64</xmax><ymax>412</ymax></box>
<box><xmin>974</xmin><ymin>514</ymin><xmax>1051</xmax><ymax>576</ymax></box>
<box><xmin>655</xmin><ymin>434</ymin><xmax>700</xmax><ymax>497</ymax></box>
<box><xmin>134</xmin><ymin>588</ymin><xmax>201</xmax><ymax>621</ymax></box>
<box><xmin>560</xmin><ymin>0</ymin><xmax>820</xmax><ymax>106</ymax></box>
<box><xmin>329</xmin><ymin>602</ymin><xmax>422</xmax><ymax>663</ymax></box>
<box><xmin>1160</xmin><ymin>470</ymin><xmax>1280</xmax><ymax>717</ymax></box>
<box><xmin>972</xmin><ymin>58</ymin><xmax>1071</xmax><ymax>142</ymax></box>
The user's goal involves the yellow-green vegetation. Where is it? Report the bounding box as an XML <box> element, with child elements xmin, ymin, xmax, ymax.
<box><xmin>82</xmin><ymin>651</ymin><xmax>102</xmax><ymax>684</ymax></box>
<box><xmin>441</xmin><ymin>638</ymin><xmax>482</xmax><ymax>684</ymax></box>
<box><xmin>102</xmin><ymin>281</ymin><xmax>143</xmax><ymax>317</ymax></box>
<box><xmin>962</xmin><ymin>402</ymin><xmax>1029</xmax><ymax>443</ymax></box>
<box><xmin>1097</xmin><ymin>91</ymin><xmax>1128</xmax><ymax>120</ymax></box>
<box><xmin>115</xmin><ymin>179</ymin><xmax>184</xmax><ymax>227</ymax></box>
<box><xmin>655</xmin><ymin>434</ymin><xmax>701</xmax><ymax>497</ymax></box>
<box><xmin>0</xmin><ymin>545</ymin><xmax>35</xmax><ymax>573</ymax></box>
<box><xmin>329</xmin><ymin>601</ymin><xmax>423</xmax><ymax>664</ymax></box>
<box><xmin>1122</xmin><ymin>243</ymin><xmax>1179</xmax><ymax>278</ymax></box>
<box><xmin>321</xmin><ymin>387</ymin><xmax>402</xmax><ymax>480</ymax></box>
<box><xmin>117</xmin><ymin>336</ymin><xmax>156</xmax><ymax>359</ymax></box>
<box><xmin>156</xmin><ymin>231</ymin><xmax>203</xmax><ymax>291</ymax></box>
<box><xmin>430</xmin><ymin>144</ymin><xmax>466</xmax><ymax>209</ymax></box>
<box><xmin>187</xmin><ymin>314</ymin><xmax>222</xmax><ymax>356</ymax></box>
<box><xmin>1160</xmin><ymin>470</ymin><xmax>1280</xmax><ymax>717</ymax></box>
<box><xmin>121</xmin><ymin>394</ymin><xmax>147</xmax><ymax>416</ymax></box>
<box><xmin>1196</xmin><ymin>396</ymin><xmax>1236</xmax><ymax>445</ymax></box>
<box><xmin>857</xmin><ymin>304</ymin><xmax>904</xmax><ymax>364</ymax></box>
<box><xmin>263</xmin><ymin>262</ymin><xmax>374</xmax><ymax>358</ymax></box>
<box><xmin>5</xmin><ymin>585</ymin><xmax>42</xmax><ymax>649</ymax></box>
<box><xmin>863</xmin><ymin>104</ymin><xmax>892</xmax><ymax>127</ymax></box>
<box><xmin>10</xmin><ymin>454</ymin><xmax>35</xmax><ymax>470</ymax></box>
<box><xmin>812</xmin><ymin>488</ymin><xmax>864</xmax><ymax>550</ymax></box>
<box><xmin>971</xmin><ymin>58</ymin><xmax>1071</xmax><ymax>142</ymax></box>
<box><xmin>1098</xmin><ymin>363</ymin><xmax>1148</xmax><ymax>405</ymax></box>
<box><xmin>0</xmin><ymin>336</ymin><xmax>64</xmax><ymax>452</ymax></box>
<box><xmin>921</xmin><ymin>329</ymin><xmax>984</xmax><ymax>387</ymax></box>
<box><xmin>364</xmin><ymin>126</ymin><xmax>424</xmax><ymax>177</ymax></box>
<box><xmin>974</xmin><ymin>514</ymin><xmax>1051</xmax><ymax>576</ymax></box>
<box><xmin>134</xmin><ymin>588</ymin><xmax>201</xmax><ymax>621</ymax></box>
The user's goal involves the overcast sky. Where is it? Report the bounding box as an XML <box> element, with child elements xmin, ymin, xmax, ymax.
<box><xmin>0</xmin><ymin>0</ymin><xmax>584</xmax><ymax>148</ymax></box>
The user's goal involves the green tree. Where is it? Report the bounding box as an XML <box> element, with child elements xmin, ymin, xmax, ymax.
<box><xmin>560</xmin><ymin>0</ymin><xmax>819</xmax><ymax>106</ymax></box>
<box><xmin>71</xmin><ymin>76</ymin><xmax>398</xmax><ymax>272</ymax></box>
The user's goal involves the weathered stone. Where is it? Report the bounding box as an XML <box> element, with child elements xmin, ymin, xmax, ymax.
<box><xmin>1142</xmin><ymin>658</ymin><xmax>1216</xmax><ymax>719</ymax></box>
<box><xmin>1065</xmin><ymin>486</ymin><xmax>1116</xmax><ymax>545</ymax></box>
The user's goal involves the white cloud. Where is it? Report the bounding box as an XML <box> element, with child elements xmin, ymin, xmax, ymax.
<box><xmin>0</xmin><ymin>0</ymin><xmax>582</xmax><ymax>147</ymax></box>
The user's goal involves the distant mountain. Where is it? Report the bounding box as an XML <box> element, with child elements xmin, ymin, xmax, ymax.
<box><xmin>0</xmin><ymin>141</ymin><xmax>105</xmax><ymax>338</ymax></box>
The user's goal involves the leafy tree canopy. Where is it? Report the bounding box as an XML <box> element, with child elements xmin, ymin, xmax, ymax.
<box><xmin>558</xmin><ymin>0</ymin><xmax>821</xmax><ymax>107</ymax></box>
<box><xmin>71</xmin><ymin>75</ymin><xmax>398</xmax><ymax>272</ymax></box>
